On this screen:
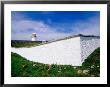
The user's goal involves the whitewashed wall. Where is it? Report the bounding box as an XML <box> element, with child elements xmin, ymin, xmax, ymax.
<box><xmin>12</xmin><ymin>37</ymin><xmax>82</xmax><ymax>66</ymax></box>
<box><xmin>80</xmin><ymin>37</ymin><xmax>100</xmax><ymax>62</ymax></box>
<box><xmin>11</xmin><ymin>36</ymin><xmax>100</xmax><ymax>66</ymax></box>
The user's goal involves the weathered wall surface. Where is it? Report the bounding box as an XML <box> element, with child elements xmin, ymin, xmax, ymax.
<box><xmin>80</xmin><ymin>37</ymin><xmax>100</xmax><ymax>62</ymax></box>
<box><xmin>11</xmin><ymin>37</ymin><xmax>82</xmax><ymax>66</ymax></box>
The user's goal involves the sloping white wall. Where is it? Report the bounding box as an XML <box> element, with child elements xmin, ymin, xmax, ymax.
<box><xmin>12</xmin><ymin>37</ymin><xmax>82</xmax><ymax>66</ymax></box>
<box><xmin>80</xmin><ymin>37</ymin><xmax>100</xmax><ymax>62</ymax></box>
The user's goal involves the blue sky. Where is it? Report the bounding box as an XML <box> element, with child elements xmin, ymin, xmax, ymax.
<box><xmin>11</xmin><ymin>11</ymin><xmax>100</xmax><ymax>40</ymax></box>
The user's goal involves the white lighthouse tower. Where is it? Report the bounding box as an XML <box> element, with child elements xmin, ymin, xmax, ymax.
<box><xmin>31</xmin><ymin>33</ymin><xmax>37</xmax><ymax>41</ymax></box>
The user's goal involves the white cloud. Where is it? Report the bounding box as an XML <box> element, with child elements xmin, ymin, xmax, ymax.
<box><xmin>70</xmin><ymin>16</ymin><xmax>100</xmax><ymax>36</ymax></box>
<box><xmin>12</xmin><ymin>20</ymin><xmax>55</xmax><ymax>34</ymax></box>
<box><xmin>11</xmin><ymin>20</ymin><xmax>70</xmax><ymax>40</ymax></box>
<box><xmin>11</xmin><ymin>14</ymin><xmax>100</xmax><ymax>41</ymax></box>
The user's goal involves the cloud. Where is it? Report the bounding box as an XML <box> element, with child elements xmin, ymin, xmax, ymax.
<box><xmin>70</xmin><ymin>16</ymin><xmax>100</xmax><ymax>36</ymax></box>
<box><xmin>11</xmin><ymin>12</ymin><xmax>100</xmax><ymax>41</ymax></box>
<box><xmin>11</xmin><ymin>20</ymin><xmax>70</xmax><ymax>40</ymax></box>
<box><xmin>12</xmin><ymin>20</ymin><xmax>53</xmax><ymax>33</ymax></box>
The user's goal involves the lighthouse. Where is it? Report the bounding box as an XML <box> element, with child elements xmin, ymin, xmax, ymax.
<box><xmin>31</xmin><ymin>33</ymin><xmax>37</xmax><ymax>41</ymax></box>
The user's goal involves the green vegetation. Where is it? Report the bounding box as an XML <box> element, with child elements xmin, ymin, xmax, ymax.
<box><xmin>77</xmin><ymin>47</ymin><xmax>100</xmax><ymax>77</ymax></box>
<box><xmin>11</xmin><ymin>41</ymin><xmax>42</xmax><ymax>48</ymax></box>
<box><xmin>11</xmin><ymin>48</ymin><xmax>100</xmax><ymax>77</ymax></box>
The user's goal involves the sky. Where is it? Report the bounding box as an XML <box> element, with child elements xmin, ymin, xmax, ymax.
<box><xmin>11</xmin><ymin>11</ymin><xmax>100</xmax><ymax>41</ymax></box>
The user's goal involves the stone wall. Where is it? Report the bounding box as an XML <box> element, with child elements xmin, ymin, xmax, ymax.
<box><xmin>11</xmin><ymin>36</ymin><xmax>100</xmax><ymax>66</ymax></box>
<box><xmin>80</xmin><ymin>36</ymin><xmax>100</xmax><ymax>62</ymax></box>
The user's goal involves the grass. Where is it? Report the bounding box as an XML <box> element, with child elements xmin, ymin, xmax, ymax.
<box><xmin>11</xmin><ymin>41</ymin><xmax>42</xmax><ymax>48</ymax></box>
<box><xmin>11</xmin><ymin>52</ymin><xmax>77</xmax><ymax>77</ymax></box>
<box><xmin>11</xmin><ymin>48</ymin><xmax>100</xmax><ymax>77</ymax></box>
<box><xmin>77</xmin><ymin>47</ymin><xmax>100</xmax><ymax>77</ymax></box>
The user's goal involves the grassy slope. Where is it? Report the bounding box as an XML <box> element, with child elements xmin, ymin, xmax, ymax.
<box><xmin>11</xmin><ymin>41</ymin><xmax>42</xmax><ymax>48</ymax></box>
<box><xmin>11</xmin><ymin>48</ymin><xmax>100</xmax><ymax>77</ymax></box>
<box><xmin>77</xmin><ymin>47</ymin><xmax>100</xmax><ymax>76</ymax></box>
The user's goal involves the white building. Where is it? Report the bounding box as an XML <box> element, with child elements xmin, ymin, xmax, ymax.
<box><xmin>12</xmin><ymin>34</ymin><xmax>100</xmax><ymax>66</ymax></box>
<box><xmin>31</xmin><ymin>33</ymin><xmax>37</xmax><ymax>41</ymax></box>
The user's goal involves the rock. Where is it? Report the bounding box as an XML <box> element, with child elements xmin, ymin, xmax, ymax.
<box><xmin>77</xmin><ymin>70</ymin><xmax>82</xmax><ymax>74</ymax></box>
<box><xmin>91</xmin><ymin>65</ymin><xmax>94</xmax><ymax>68</ymax></box>
<box><xmin>33</xmin><ymin>64</ymin><xmax>36</xmax><ymax>66</ymax></box>
<box><xmin>73</xmin><ymin>67</ymin><xmax>77</xmax><ymax>69</ymax></box>
<box><xmin>97</xmin><ymin>66</ymin><xmax>99</xmax><ymax>67</ymax></box>
<box><xmin>58</xmin><ymin>71</ymin><xmax>61</xmax><ymax>73</ymax></box>
<box><xmin>83</xmin><ymin>70</ymin><xmax>89</xmax><ymax>74</ymax></box>
<box><xmin>64</xmin><ymin>67</ymin><xmax>66</xmax><ymax>69</ymax></box>
<box><xmin>59</xmin><ymin>68</ymin><xmax>62</xmax><ymax>70</ymax></box>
